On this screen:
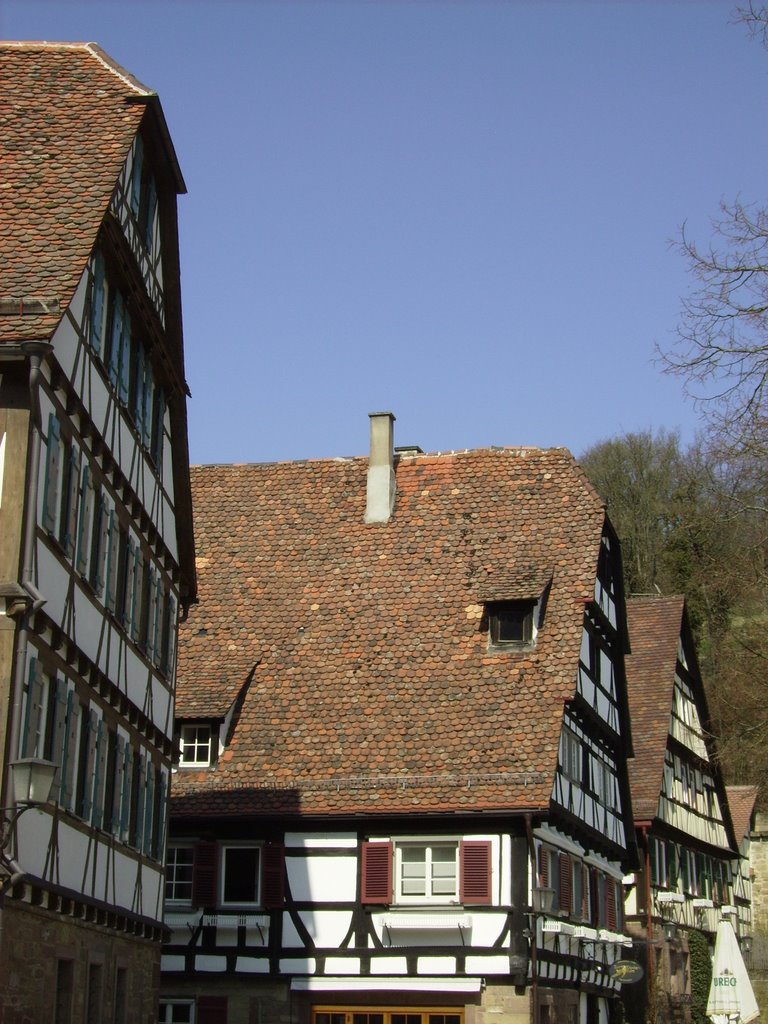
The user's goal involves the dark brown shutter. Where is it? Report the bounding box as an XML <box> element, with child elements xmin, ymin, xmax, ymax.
<box><xmin>559</xmin><ymin>853</ymin><xmax>572</xmax><ymax>915</ymax></box>
<box><xmin>361</xmin><ymin>841</ymin><xmax>392</xmax><ymax>904</ymax></box>
<box><xmin>537</xmin><ymin>845</ymin><xmax>549</xmax><ymax>887</ymax></box>
<box><xmin>197</xmin><ymin>996</ymin><xmax>227</xmax><ymax>1024</ymax></box>
<box><xmin>581</xmin><ymin>865</ymin><xmax>590</xmax><ymax>920</ymax></box>
<box><xmin>261</xmin><ymin>843</ymin><xmax>285</xmax><ymax>908</ymax></box>
<box><xmin>192</xmin><ymin>842</ymin><xmax>218</xmax><ymax>908</ymax></box>
<box><xmin>606</xmin><ymin>878</ymin><xmax>617</xmax><ymax>930</ymax></box>
<box><xmin>590</xmin><ymin>867</ymin><xmax>600</xmax><ymax>927</ymax></box>
<box><xmin>460</xmin><ymin>840</ymin><xmax>492</xmax><ymax>905</ymax></box>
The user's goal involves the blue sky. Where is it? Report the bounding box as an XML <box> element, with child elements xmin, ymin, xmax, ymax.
<box><xmin>4</xmin><ymin>0</ymin><xmax>767</xmax><ymax>464</ymax></box>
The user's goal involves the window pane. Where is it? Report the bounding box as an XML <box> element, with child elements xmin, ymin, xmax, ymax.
<box><xmin>431</xmin><ymin>847</ymin><xmax>457</xmax><ymax>895</ymax></box>
<box><xmin>223</xmin><ymin>847</ymin><xmax>260</xmax><ymax>903</ymax></box>
<box><xmin>401</xmin><ymin>847</ymin><xmax>427</xmax><ymax>895</ymax></box>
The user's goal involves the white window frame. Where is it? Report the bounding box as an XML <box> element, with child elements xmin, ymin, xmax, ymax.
<box><xmin>220</xmin><ymin>843</ymin><xmax>262</xmax><ymax>907</ymax></box>
<box><xmin>165</xmin><ymin>844</ymin><xmax>195</xmax><ymax>905</ymax></box>
<box><xmin>394</xmin><ymin>840</ymin><xmax>459</xmax><ymax>905</ymax></box>
<box><xmin>561</xmin><ymin>728</ymin><xmax>582</xmax><ymax>784</ymax></box>
<box><xmin>158</xmin><ymin>1000</ymin><xmax>195</xmax><ymax>1024</ymax></box>
<box><xmin>178</xmin><ymin>723</ymin><xmax>213</xmax><ymax>767</ymax></box>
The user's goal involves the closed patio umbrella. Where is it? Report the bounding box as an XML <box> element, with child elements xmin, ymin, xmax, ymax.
<box><xmin>707</xmin><ymin>919</ymin><xmax>759</xmax><ymax>1024</ymax></box>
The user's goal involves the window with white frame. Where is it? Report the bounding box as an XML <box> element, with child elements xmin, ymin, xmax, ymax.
<box><xmin>158</xmin><ymin>1001</ymin><xmax>194</xmax><ymax>1024</ymax></box>
<box><xmin>395</xmin><ymin>841</ymin><xmax>458</xmax><ymax>903</ymax></box>
<box><xmin>560</xmin><ymin>728</ymin><xmax>583</xmax><ymax>785</ymax></box>
<box><xmin>221</xmin><ymin>845</ymin><xmax>261</xmax><ymax>905</ymax></box>
<box><xmin>178</xmin><ymin>724</ymin><xmax>213</xmax><ymax>767</ymax></box>
<box><xmin>166</xmin><ymin>845</ymin><xmax>195</xmax><ymax>903</ymax></box>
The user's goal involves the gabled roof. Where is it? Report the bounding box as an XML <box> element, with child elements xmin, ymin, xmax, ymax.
<box><xmin>625</xmin><ymin>596</ymin><xmax>736</xmax><ymax>856</ymax></box>
<box><xmin>624</xmin><ymin>596</ymin><xmax>685</xmax><ymax>822</ymax></box>
<box><xmin>0</xmin><ymin>41</ymin><xmax>184</xmax><ymax>345</ymax></box>
<box><xmin>172</xmin><ymin>446</ymin><xmax>610</xmax><ymax>820</ymax></box>
<box><xmin>727</xmin><ymin>785</ymin><xmax>758</xmax><ymax>845</ymax></box>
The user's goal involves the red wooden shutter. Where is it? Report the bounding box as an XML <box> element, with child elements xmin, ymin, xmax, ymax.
<box><xmin>590</xmin><ymin>867</ymin><xmax>600</xmax><ymax>927</ymax></box>
<box><xmin>192</xmin><ymin>842</ymin><xmax>218</xmax><ymax>908</ymax></box>
<box><xmin>361</xmin><ymin>842</ymin><xmax>392</xmax><ymax>904</ymax></box>
<box><xmin>559</xmin><ymin>854</ymin><xmax>572</xmax><ymax>915</ymax></box>
<box><xmin>606</xmin><ymin>878</ymin><xmax>617</xmax><ymax>931</ymax></box>
<box><xmin>197</xmin><ymin>996</ymin><xmax>227</xmax><ymax>1024</ymax></box>
<box><xmin>537</xmin><ymin>845</ymin><xmax>549</xmax><ymax>887</ymax></box>
<box><xmin>581</xmin><ymin>864</ymin><xmax>590</xmax><ymax>920</ymax></box>
<box><xmin>460</xmin><ymin>840</ymin><xmax>492</xmax><ymax>905</ymax></box>
<box><xmin>261</xmin><ymin>843</ymin><xmax>285</xmax><ymax>908</ymax></box>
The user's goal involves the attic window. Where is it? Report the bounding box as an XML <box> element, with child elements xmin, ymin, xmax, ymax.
<box><xmin>178</xmin><ymin>723</ymin><xmax>213</xmax><ymax>767</ymax></box>
<box><xmin>488</xmin><ymin>601</ymin><xmax>535</xmax><ymax>649</ymax></box>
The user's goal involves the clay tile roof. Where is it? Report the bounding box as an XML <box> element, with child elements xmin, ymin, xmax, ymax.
<box><xmin>727</xmin><ymin>785</ymin><xmax>758</xmax><ymax>844</ymax></box>
<box><xmin>0</xmin><ymin>42</ymin><xmax>164</xmax><ymax>344</ymax></box>
<box><xmin>172</xmin><ymin>446</ymin><xmax>610</xmax><ymax>820</ymax></box>
<box><xmin>624</xmin><ymin>596</ymin><xmax>685</xmax><ymax>822</ymax></box>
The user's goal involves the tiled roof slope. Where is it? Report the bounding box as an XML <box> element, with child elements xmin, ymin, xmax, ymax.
<box><xmin>727</xmin><ymin>785</ymin><xmax>758</xmax><ymax>844</ymax></box>
<box><xmin>1</xmin><ymin>42</ymin><xmax>154</xmax><ymax>343</ymax></box>
<box><xmin>624</xmin><ymin>596</ymin><xmax>685</xmax><ymax>822</ymax></box>
<box><xmin>172</xmin><ymin>446</ymin><xmax>609</xmax><ymax>819</ymax></box>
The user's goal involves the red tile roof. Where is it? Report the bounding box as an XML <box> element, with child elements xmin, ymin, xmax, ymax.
<box><xmin>172</xmin><ymin>446</ymin><xmax>610</xmax><ymax>819</ymax></box>
<box><xmin>727</xmin><ymin>785</ymin><xmax>758</xmax><ymax>844</ymax></box>
<box><xmin>624</xmin><ymin>596</ymin><xmax>685</xmax><ymax>822</ymax></box>
<box><xmin>0</xmin><ymin>42</ymin><xmax>171</xmax><ymax>344</ymax></box>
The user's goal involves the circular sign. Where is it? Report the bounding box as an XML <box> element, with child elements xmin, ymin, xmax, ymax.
<box><xmin>610</xmin><ymin>960</ymin><xmax>644</xmax><ymax>983</ymax></box>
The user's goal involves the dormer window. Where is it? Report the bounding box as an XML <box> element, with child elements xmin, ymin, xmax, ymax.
<box><xmin>488</xmin><ymin>600</ymin><xmax>535</xmax><ymax>649</ymax></box>
<box><xmin>178</xmin><ymin>723</ymin><xmax>213</xmax><ymax>767</ymax></box>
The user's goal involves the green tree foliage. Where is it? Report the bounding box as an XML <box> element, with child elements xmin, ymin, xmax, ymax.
<box><xmin>580</xmin><ymin>430</ymin><xmax>768</xmax><ymax>792</ymax></box>
<box><xmin>688</xmin><ymin>929</ymin><xmax>712</xmax><ymax>1024</ymax></box>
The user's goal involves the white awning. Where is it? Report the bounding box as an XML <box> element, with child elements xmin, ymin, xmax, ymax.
<box><xmin>291</xmin><ymin>978</ymin><xmax>483</xmax><ymax>993</ymax></box>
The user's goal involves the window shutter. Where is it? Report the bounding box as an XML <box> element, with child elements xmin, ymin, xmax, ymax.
<box><xmin>76</xmin><ymin>465</ymin><xmax>94</xmax><ymax>577</ymax></box>
<box><xmin>129</xmin><ymin>135</ymin><xmax>144</xmax><ymax>217</ymax></box>
<box><xmin>95</xmin><ymin>495</ymin><xmax>109</xmax><ymax>596</ymax></box>
<box><xmin>109</xmin><ymin>292</ymin><xmax>124</xmax><ymax>388</ymax></box>
<box><xmin>118</xmin><ymin>309</ymin><xmax>131</xmax><ymax>404</ymax></box>
<box><xmin>90</xmin><ymin>250</ymin><xmax>107</xmax><ymax>356</ymax></box>
<box><xmin>61</xmin><ymin>691</ymin><xmax>80</xmax><ymax>811</ymax></box>
<box><xmin>111</xmin><ymin>735</ymin><xmax>125</xmax><ymax>836</ymax></box>
<box><xmin>606</xmin><ymin>878</ymin><xmax>618</xmax><ymax>930</ymax></box>
<box><xmin>261</xmin><ymin>843</ymin><xmax>285</xmax><ymax>908</ymax></box>
<box><xmin>105</xmin><ymin>511</ymin><xmax>119</xmax><ymax>612</ymax></box>
<box><xmin>590</xmin><ymin>867</ymin><xmax>600</xmax><ymax>927</ymax></box>
<box><xmin>122</xmin><ymin>536</ymin><xmax>136</xmax><ymax>632</ymax></box>
<box><xmin>197</xmin><ymin>996</ymin><xmax>227</xmax><ymax>1024</ymax></box>
<box><xmin>537</xmin><ymin>844</ymin><xmax>550</xmax><ymax>887</ymax></box>
<box><xmin>51</xmin><ymin>676</ymin><xmax>68</xmax><ymax>801</ymax></box>
<box><xmin>62</xmin><ymin>445</ymin><xmax>80</xmax><ymax>560</ymax></box>
<box><xmin>143</xmin><ymin>760</ymin><xmax>155</xmax><ymax>856</ymax></box>
<box><xmin>151</xmin><ymin>386</ymin><xmax>165</xmax><ymax>467</ymax></box>
<box><xmin>143</xmin><ymin>177</ymin><xmax>158</xmax><ymax>252</ymax></box>
<box><xmin>21</xmin><ymin>658</ymin><xmax>45</xmax><ymax>758</ymax></box>
<box><xmin>120</xmin><ymin>744</ymin><xmax>133</xmax><ymax>842</ymax></box>
<box><xmin>559</xmin><ymin>853</ymin><xmax>572</xmax><ymax>915</ymax></box>
<box><xmin>192</xmin><ymin>842</ymin><xmax>219</xmax><ymax>908</ymax></box>
<box><xmin>43</xmin><ymin>414</ymin><xmax>61</xmax><ymax>534</ymax></box>
<box><xmin>361</xmin><ymin>841</ymin><xmax>392</xmax><ymax>904</ymax></box>
<box><xmin>81</xmin><ymin>710</ymin><xmax>99</xmax><ymax>822</ymax></box>
<box><xmin>581</xmin><ymin>864</ymin><xmax>591</xmax><ymax>920</ymax></box>
<box><xmin>460</xmin><ymin>840</ymin><xmax>492</xmax><ymax>905</ymax></box>
<box><xmin>134</xmin><ymin>754</ymin><xmax>146</xmax><ymax>851</ymax></box>
<box><xmin>92</xmin><ymin>717</ymin><xmax>107</xmax><ymax>828</ymax></box>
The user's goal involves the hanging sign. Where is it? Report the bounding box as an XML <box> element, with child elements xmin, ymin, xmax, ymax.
<box><xmin>609</xmin><ymin>960</ymin><xmax>644</xmax><ymax>983</ymax></box>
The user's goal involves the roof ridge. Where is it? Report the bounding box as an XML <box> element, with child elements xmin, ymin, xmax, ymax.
<box><xmin>0</xmin><ymin>41</ymin><xmax>153</xmax><ymax>96</ymax></box>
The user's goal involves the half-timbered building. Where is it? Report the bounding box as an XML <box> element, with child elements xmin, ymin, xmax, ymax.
<box><xmin>162</xmin><ymin>414</ymin><xmax>636</xmax><ymax>1024</ymax></box>
<box><xmin>622</xmin><ymin>596</ymin><xmax>739</xmax><ymax>1024</ymax></box>
<box><xmin>726</xmin><ymin>786</ymin><xmax>757</xmax><ymax>958</ymax></box>
<box><xmin>0</xmin><ymin>42</ymin><xmax>196</xmax><ymax>1022</ymax></box>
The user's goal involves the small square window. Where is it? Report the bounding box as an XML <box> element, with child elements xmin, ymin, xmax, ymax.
<box><xmin>178</xmin><ymin>724</ymin><xmax>213</xmax><ymax>767</ymax></box>
<box><xmin>488</xmin><ymin>601</ymin><xmax>535</xmax><ymax>648</ymax></box>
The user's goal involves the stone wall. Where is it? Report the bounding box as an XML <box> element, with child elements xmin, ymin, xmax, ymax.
<box><xmin>0</xmin><ymin>901</ymin><xmax>160</xmax><ymax>1024</ymax></box>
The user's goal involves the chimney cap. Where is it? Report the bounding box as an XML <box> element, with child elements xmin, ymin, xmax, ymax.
<box><xmin>368</xmin><ymin>411</ymin><xmax>396</xmax><ymax>420</ymax></box>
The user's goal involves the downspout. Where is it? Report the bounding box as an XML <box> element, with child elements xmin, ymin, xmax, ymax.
<box><xmin>640</xmin><ymin>825</ymin><xmax>654</xmax><ymax>1013</ymax></box>
<box><xmin>4</xmin><ymin>341</ymin><xmax>52</xmax><ymax>810</ymax></box>
<box><xmin>525</xmin><ymin>813</ymin><xmax>538</xmax><ymax>1024</ymax></box>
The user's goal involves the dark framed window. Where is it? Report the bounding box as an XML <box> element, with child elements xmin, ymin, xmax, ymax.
<box><xmin>221</xmin><ymin>845</ymin><xmax>261</xmax><ymax>905</ymax></box>
<box><xmin>488</xmin><ymin>601</ymin><xmax>535</xmax><ymax>648</ymax></box>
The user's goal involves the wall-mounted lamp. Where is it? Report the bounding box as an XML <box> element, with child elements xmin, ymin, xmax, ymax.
<box><xmin>662</xmin><ymin>920</ymin><xmax>677</xmax><ymax>943</ymax></box>
<box><xmin>742</xmin><ymin>935</ymin><xmax>752</xmax><ymax>955</ymax></box>
<box><xmin>1</xmin><ymin>757</ymin><xmax>57</xmax><ymax>851</ymax></box>
<box><xmin>531</xmin><ymin>886</ymin><xmax>556</xmax><ymax>916</ymax></box>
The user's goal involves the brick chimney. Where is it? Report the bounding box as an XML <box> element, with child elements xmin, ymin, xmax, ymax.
<box><xmin>365</xmin><ymin>412</ymin><xmax>396</xmax><ymax>524</ymax></box>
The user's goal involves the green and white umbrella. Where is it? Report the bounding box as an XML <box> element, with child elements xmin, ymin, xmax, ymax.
<box><xmin>707</xmin><ymin>919</ymin><xmax>759</xmax><ymax>1024</ymax></box>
